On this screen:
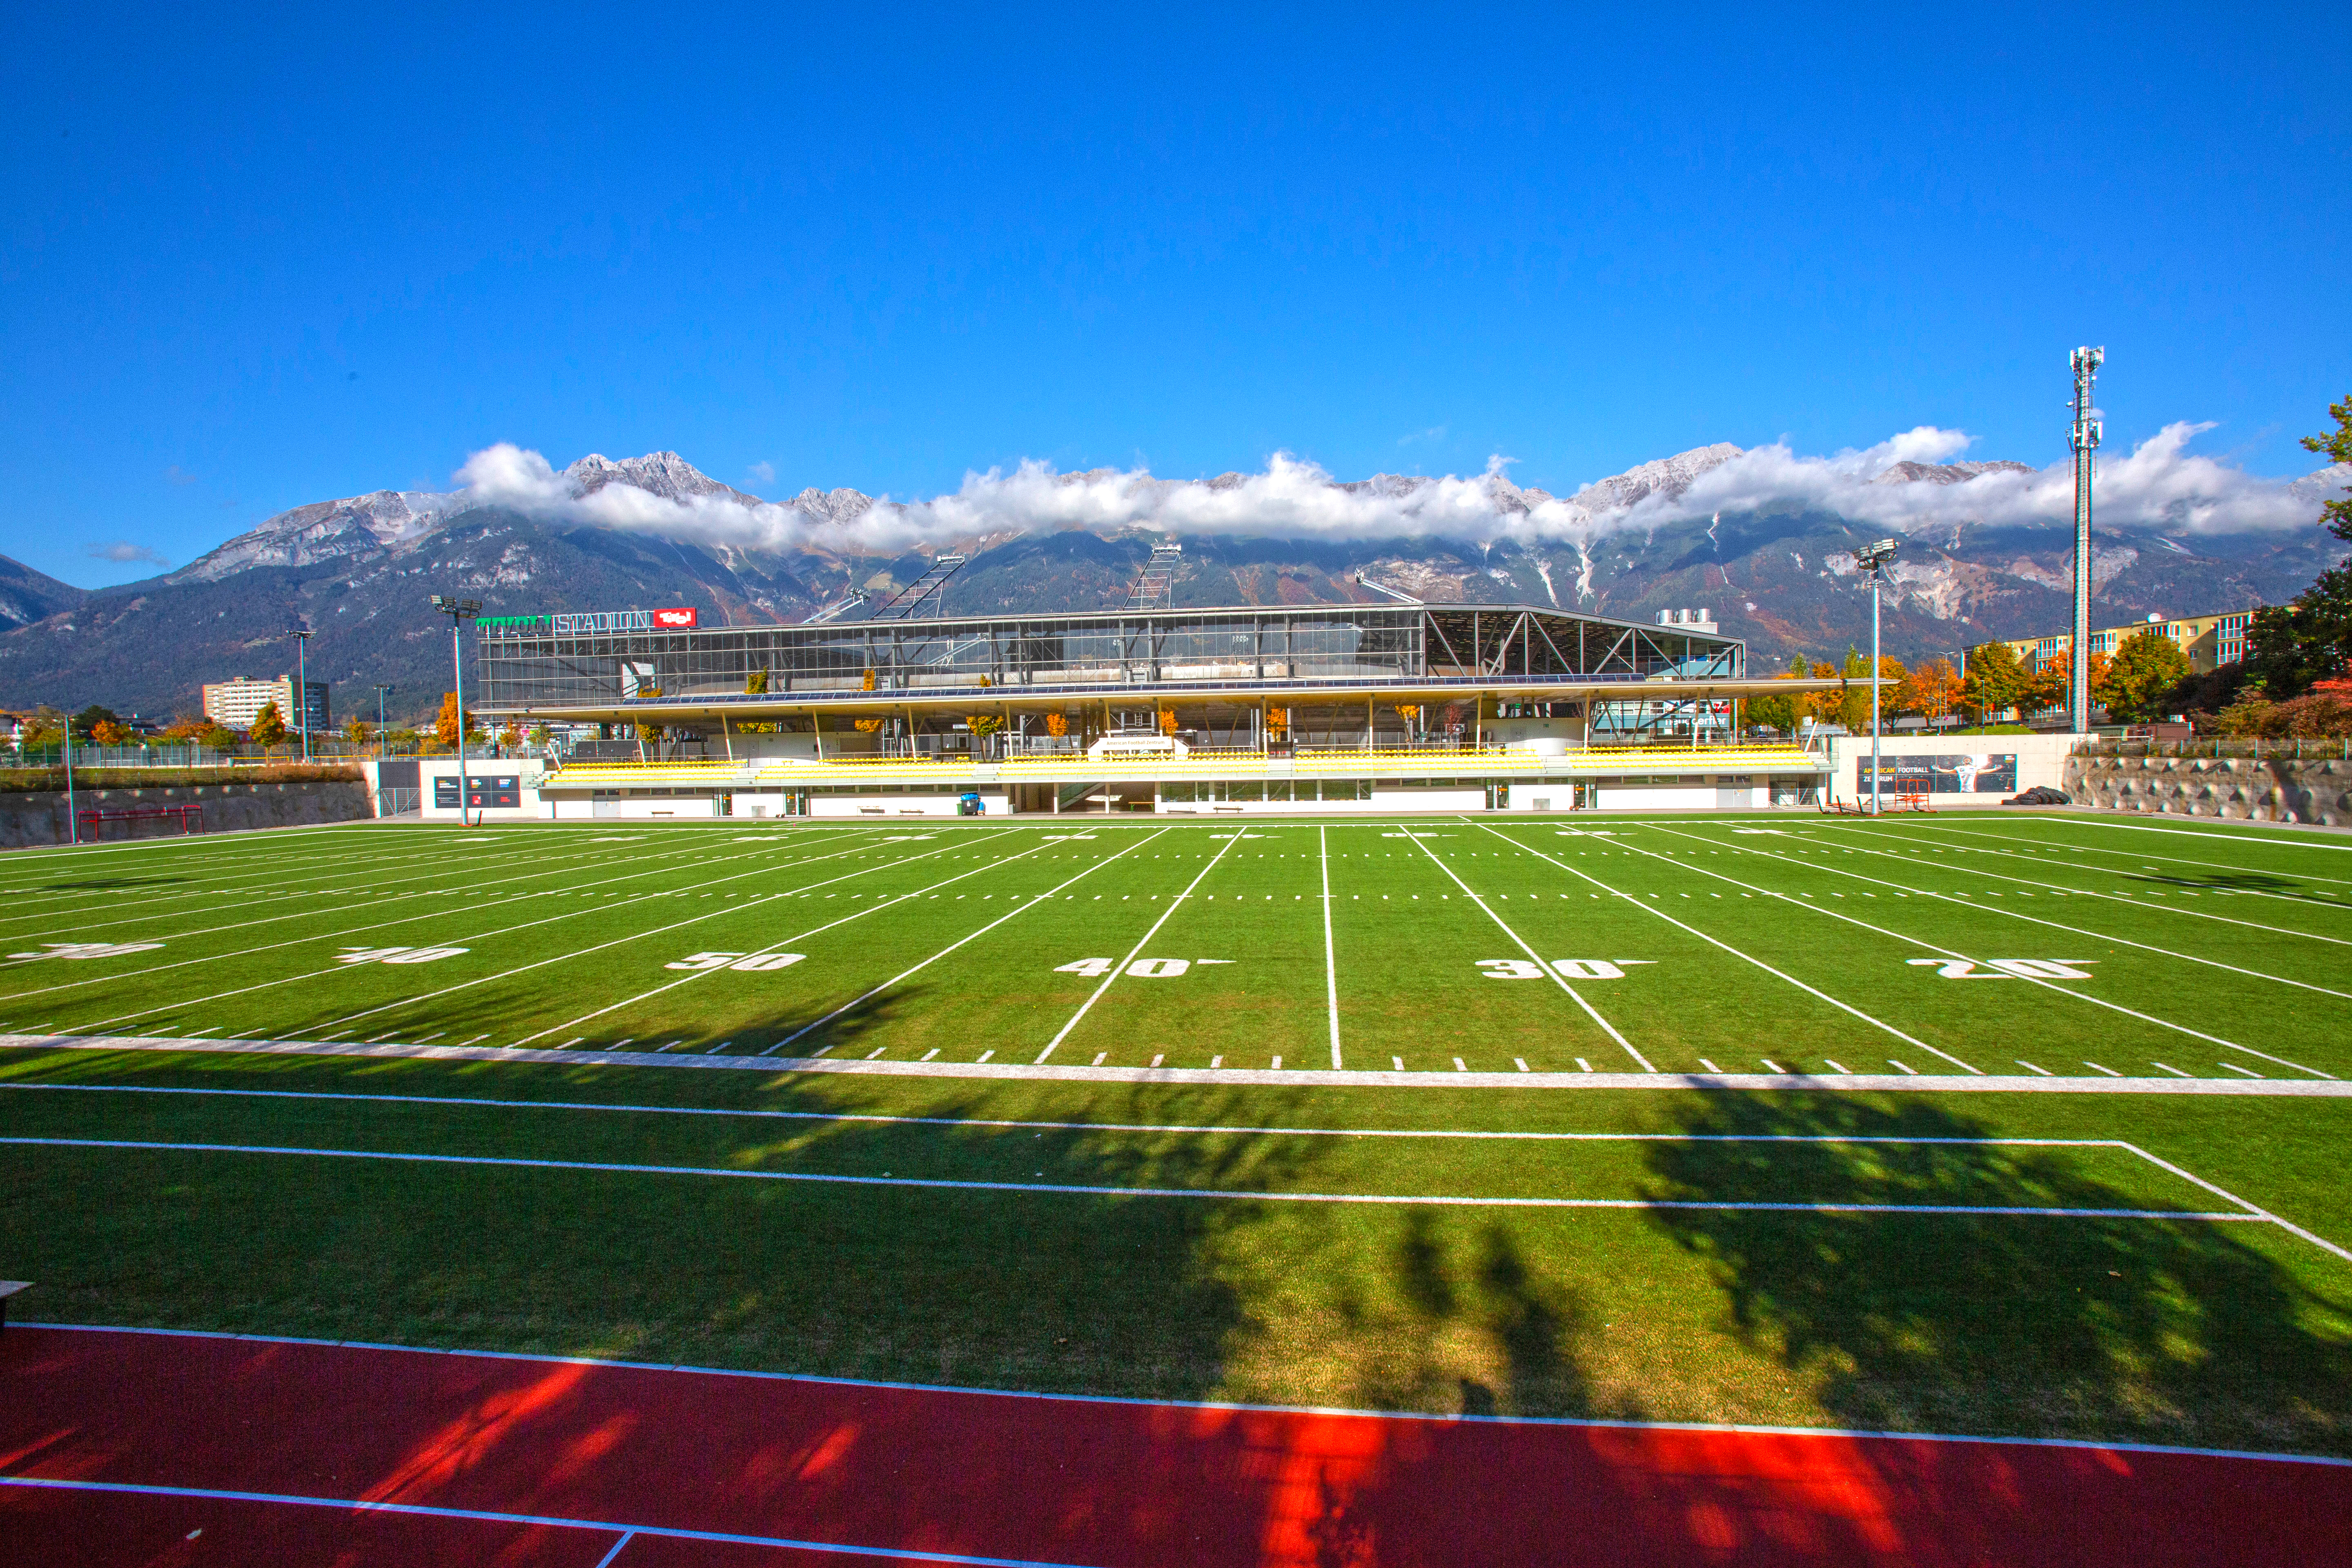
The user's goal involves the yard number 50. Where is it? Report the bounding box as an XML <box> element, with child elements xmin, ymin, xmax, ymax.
<box><xmin>666</xmin><ymin>951</ymin><xmax>806</xmax><ymax>972</ymax></box>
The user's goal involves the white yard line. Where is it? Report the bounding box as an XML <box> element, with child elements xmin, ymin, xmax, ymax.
<box><xmin>55</xmin><ymin>833</ymin><xmax>965</xmax><ymax>1036</ymax></box>
<box><xmin>1031</xmin><ymin>829</ymin><xmax>1232</xmax><ymax>1064</ymax></box>
<box><xmin>1320</xmin><ymin>825</ymin><xmax>1342</xmax><ymax>1070</ymax></box>
<box><xmin>1411</xmin><ymin>827</ymin><xmax>1650</xmax><ymax>1069</ymax></box>
<box><xmin>1751</xmin><ymin>827</ymin><xmax>2352</xmax><ymax>1000</ymax></box>
<box><xmin>1474</xmin><ymin>822</ymin><xmax>1969</xmax><ymax>1072</ymax></box>
<box><xmin>519</xmin><ymin>831</ymin><xmax>1058</xmax><ymax>1047</ymax></box>
<box><xmin>772</xmin><ymin>829</ymin><xmax>1176</xmax><ymax>1059</ymax></box>
<box><xmin>1631</xmin><ymin>822</ymin><xmax>2333</xmax><ymax>1081</ymax></box>
<box><xmin>1813</xmin><ymin>820</ymin><xmax>2352</xmax><ymax>939</ymax></box>
<box><xmin>0</xmin><ymin>827</ymin><xmax>865</xmax><ymax>973</ymax></box>
<box><xmin>2018</xmin><ymin>817</ymin><xmax>2352</xmax><ymax>857</ymax></box>
<box><xmin>0</xmin><ymin>824</ymin><xmax>846</xmax><ymax>944</ymax></box>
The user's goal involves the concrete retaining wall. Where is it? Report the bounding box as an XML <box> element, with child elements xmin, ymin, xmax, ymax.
<box><xmin>2064</xmin><ymin>754</ymin><xmax>2352</xmax><ymax>826</ymax></box>
<box><xmin>0</xmin><ymin>779</ymin><xmax>375</xmax><ymax>849</ymax></box>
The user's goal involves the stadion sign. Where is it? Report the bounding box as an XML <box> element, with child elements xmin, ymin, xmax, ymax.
<box><xmin>536</xmin><ymin>607</ymin><xmax>701</xmax><ymax>635</ymax></box>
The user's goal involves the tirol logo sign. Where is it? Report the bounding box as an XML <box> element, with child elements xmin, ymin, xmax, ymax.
<box><xmin>652</xmin><ymin>607</ymin><xmax>698</xmax><ymax>628</ymax></box>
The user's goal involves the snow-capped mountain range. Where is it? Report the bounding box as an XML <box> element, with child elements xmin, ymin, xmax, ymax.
<box><xmin>4</xmin><ymin>439</ymin><xmax>2345</xmax><ymax>719</ymax></box>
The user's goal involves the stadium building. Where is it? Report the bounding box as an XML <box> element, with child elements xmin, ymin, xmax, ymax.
<box><xmin>473</xmin><ymin>586</ymin><xmax>1849</xmax><ymax>818</ymax></box>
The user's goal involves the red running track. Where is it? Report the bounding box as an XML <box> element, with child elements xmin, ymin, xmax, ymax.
<box><xmin>3</xmin><ymin>1325</ymin><xmax>2348</xmax><ymax>1566</ymax></box>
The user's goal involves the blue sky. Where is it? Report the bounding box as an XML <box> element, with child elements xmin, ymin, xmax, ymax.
<box><xmin>2</xmin><ymin>3</ymin><xmax>2343</xmax><ymax>587</ymax></box>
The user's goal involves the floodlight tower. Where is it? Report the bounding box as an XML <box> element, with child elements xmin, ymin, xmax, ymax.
<box><xmin>430</xmin><ymin>596</ymin><xmax>483</xmax><ymax>826</ymax></box>
<box><xmin>2068</xmin><ymin>347</ymin><xmax>2105</xmax><ymax>733</ymax></box>
<box><xmin>290</xmin><ymin>628</ymin><xmax>314</xmax><ymax>759</ymax></box>
<box><xmin>1855</xmin><ymin>538</ymin><xmax>1899</xmax><ymax>811</ymax></box>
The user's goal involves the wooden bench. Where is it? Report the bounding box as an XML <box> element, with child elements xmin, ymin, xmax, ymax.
<box><xmin>77</xmin><ymin>804</ymin><xmax>204</xmax><ymax>839</ymax></box>
<box><xmin>0</xmin><ymin>1281</ymin><xmax>30</xmax><ymax>1330</ymax></box>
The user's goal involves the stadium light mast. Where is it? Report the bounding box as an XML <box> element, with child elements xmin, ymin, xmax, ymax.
<box><xmin>1855</xmin><ymin>539</ymin><xmax>1899</xmax><ymax>813</ymax></box>
<box><xmin>2068</xmin><ymin>346</ymin><xmax>2105</xmax><ymax>733</ymax></box>
<box><xmin>373</xmin><ymin>684</ymin><xmax>392</xmax><ymax>746</ymax></box>
<box><xmin>430</xmin><ymin>596</ymin><xmax>483</xmax><ymax>826</ymax></box>
<box><xmin>290</xmin><ymin>628</ymin><xmax>314</xmax><ymax>760</ymax></box>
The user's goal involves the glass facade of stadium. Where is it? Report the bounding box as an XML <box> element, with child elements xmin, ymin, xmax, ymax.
<box><xmin>472</xmin><ymin>601</ymin><xmax>1841</xmax><ymax>817</ymax></box>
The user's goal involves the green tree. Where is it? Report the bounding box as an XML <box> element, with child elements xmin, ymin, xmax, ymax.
<box><xmin>1836</xmin><ymin>646</ymin><xmax>1871</xmax><ymax>732</ymax></box>
<box><xmin>249</xmin><ymin>702</ymin><xmax>288</xmax><ymax>747</ymax></box>
<box><xmin>71</xmin><ymin>704</ymin><xmax>122</xmax><ymax>741</ymax></box>
<box><xmin>18</xmin><ymin>706</ymin><xmax>66</xmax><ymax>751</ymax></box>
<box><xmin>2096</xmin><ymin>629</ymin><xmax>2192</xmax><ymax>722</ymax></box>
<box><xmin>2245</xmin><ymin>566</ymin><xmax>2352</xmax><ymax>697</ymax></box>
<box><xmin>2302</xmin><ymin>394</ymin><xmax>2352</xmax><ymax>543</ymax></box>
<box><xmin>1962</xmin><ymin>642</ymin><xmax>2026</xmax><ymax>722</ymax></box>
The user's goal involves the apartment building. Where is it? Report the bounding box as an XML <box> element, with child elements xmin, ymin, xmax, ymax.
<box><xmin>200</xmin><ymin>675</ymin><xmax>331</xmax><ymax>733</ymax></box>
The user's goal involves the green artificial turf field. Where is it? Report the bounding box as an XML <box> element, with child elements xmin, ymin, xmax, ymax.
<box><xmin>3</xmin><ymin>812</ymin><xmax>2350</xmax><ymax>1454</ymax></box>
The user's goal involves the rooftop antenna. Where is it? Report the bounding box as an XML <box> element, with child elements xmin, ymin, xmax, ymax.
<box><xmin>2068</xmin><ymin>345</ymin><xmax>2104</xmax><ymax>733</ymax></box>
<box><xmin>803</xmin><ymin>588</ymin><xmax>869</xmax><ymax>626</ymax></box>
<box><xmin>872</xmin><ymin>555</ymin><xmax>967</xmax><ymax>620</ymax></box>
<box><xmin>1354</xmin><ymin>572</ymin><xmax>1422</xmax><ymax>606</ymax></box>
<box><xmin>1122</xmin><ymin>540</ymin><xmax>1183</xmax><ymax>611</ymax></box>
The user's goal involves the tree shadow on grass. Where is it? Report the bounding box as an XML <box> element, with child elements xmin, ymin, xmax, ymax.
<box><xmin>1640</xmin><ymin>1093</ymin><xmax>2352</xmax><ymax>1455</ymax></box>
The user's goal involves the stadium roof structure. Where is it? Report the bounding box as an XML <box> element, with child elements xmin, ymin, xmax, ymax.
<box><xmin>474</xmin><ymin>599</ymin><xmax>1850</xmax><ymax>724</ymax></box>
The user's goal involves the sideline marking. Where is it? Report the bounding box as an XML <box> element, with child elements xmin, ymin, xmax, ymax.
<box><xmin>0</xmin><ymin>1136</ymin><xmax>2273</xmax><ymax>1224</ymax></box>
<box><xmin>1407</xmin><ymin>829</ymin><xmax>1649</xmax><ymax>1069</ymax></box>
<box><xmin>15</xmin><ymin>1034</ymin><xmax>2351</xmax><ymax>1098</ymax></box>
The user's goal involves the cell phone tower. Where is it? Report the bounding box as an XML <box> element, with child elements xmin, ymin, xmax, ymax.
<box><xmin>2067</xmin><ymin>345</ymin><xmax>2104</xmax><ymax>733</ymax></box>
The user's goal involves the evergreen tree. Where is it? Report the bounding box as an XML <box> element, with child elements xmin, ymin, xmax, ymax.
<box><xmin>2302</xmin><ymin>394</ymin><xmax>2352</xmax><ymax>542</ymax></box>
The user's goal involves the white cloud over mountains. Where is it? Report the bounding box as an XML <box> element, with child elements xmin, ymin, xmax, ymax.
<box><xmin>452</xmin><ymin>422</ymin><xmax>2334</xmax><ymax>557</ymax></box>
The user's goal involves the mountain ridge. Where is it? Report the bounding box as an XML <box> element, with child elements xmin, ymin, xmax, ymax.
<box><xmin>7</xmin><ymin>443</ymin><xmax>2344</xmax><ymax>721</ymax></box>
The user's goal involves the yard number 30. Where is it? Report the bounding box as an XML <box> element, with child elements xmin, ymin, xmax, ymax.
<box><xmin>666</xmin><ymin>951</ymin><xmax>807</xmax><ymax>972</ymax></box>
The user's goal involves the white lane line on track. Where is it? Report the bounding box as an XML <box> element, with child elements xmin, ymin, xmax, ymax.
<box><xmin>0</xmin><ymin>1136</ymin><xmax>2273</xmax><ymax>1223</ymax></box>
<box><xmin>1033</xmin><ymin>829</ymin><xmax>1227</xmax><ymax>1064</ymax></box>
<box><xmin>1409</xmin><ymin>828</ymin><xmax>1650</xmax><ymax>1070</ymax></box>
<box><xmin>0</xmin><ymin>1476</ymin><xmax>1061</xmax><ymax>1568</ymax></box>
<box><xmin>1634</xmin><ymin>823</ymin><xmax>2330</xmax><ymax>1080</ymax></box>
<box><xmin>21</xmin><ymin>1321</ymin><xmax>2352</xmax><ymax>1462</ymax></box>
<box><xmin>1473</xmin><ymin>822</ymin><xmax>1967</xmax><ymax>1072</ymax></box>
<box><xmin>57</xmin><ymin>833</ymin><xmax>953</xmax><ymax>1038</ymax></box>
<box><xmin>1321</xmin><ymin>825</ymin><xmax>1342</xmax><ymax>1070</ymax></box>
<box><xmin>0</xmin><ymin>831</ymin><xmax>893</xmax><ymax>1007</ymax></box>
<box><xmin>1762</xmin><ymin>826</ymin><xmax>2352</xmax><ymax>998</ymax></box>
<box><xmin>778</xmin><ymin>830</ymin><xmax>1175</xmax><ymax>1060</ymax></box>
<box><xmin>517</xmin><ymin>831</ymin><xmax>1044</xmax><ymax>1048</ymax></box>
